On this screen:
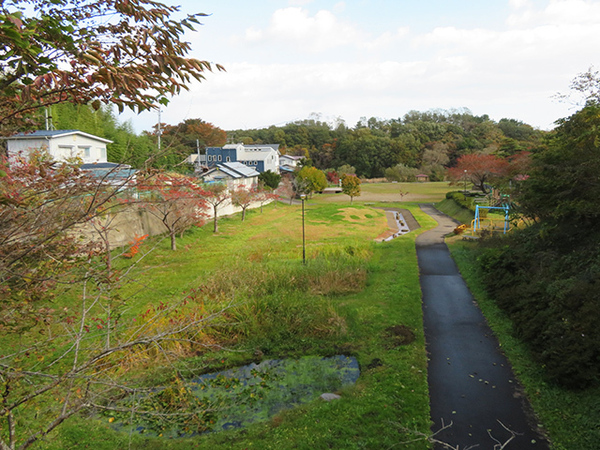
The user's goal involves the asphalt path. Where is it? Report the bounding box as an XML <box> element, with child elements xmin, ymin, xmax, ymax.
<box><xmin>417</xmin><ymin>204</ymin><xmax>549</xmax><ymax>449</ymax></box>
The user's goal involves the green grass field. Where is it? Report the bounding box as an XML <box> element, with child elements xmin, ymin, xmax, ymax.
<box><xmin>30</xmin><ymin>182</ymin><xmax>447</xmax><ymax>450</ymax></box>
<box><xmin>27</xmin><ymin>181</ymin><xmax>599</xmax><ymax>449</ymax></box>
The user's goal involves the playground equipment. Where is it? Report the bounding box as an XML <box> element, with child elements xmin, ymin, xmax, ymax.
<box><xmin>472</xmin><ymin>204</ymin><xmax>511</xmax><ymax>234</ymax></box>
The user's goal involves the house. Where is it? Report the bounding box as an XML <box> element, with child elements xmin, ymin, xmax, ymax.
<box><xmin>279</xmin><ymin>154</ymin><xmax>304</xmax><ymax>176</ymax></box>
<box><xmin>204</xmin><ymin>143</ymin><xmax>280</xmax><ymax>174</ymax></box>
<box><xmin>80</xmin><ymin>162</ymin><xmax>137</xmax><ymax>188</ymax></box>
<box><xmin>415</xmin><ymin>174</ymin><xmax>430</xmax><ymax>182</ymax></box>
<box><xmin>4</xmin><ymin>130</ymin><xmax>112</xmax><ymax>164</ymax></box>
<box><xmin>184</xmin><ymin>153</ymin><xmax>207</xmax><ymax>172</ymax></box>
<box><xmin>200</xmin><ymin>161</ymin><xmax>260</xmax><ymax>189</ymax></box>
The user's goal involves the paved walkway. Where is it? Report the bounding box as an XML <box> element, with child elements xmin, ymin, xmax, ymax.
<box><xmin>416</xmin><ymin>204</ymin><xmax>548</xmax><ymax>449</ymax></box>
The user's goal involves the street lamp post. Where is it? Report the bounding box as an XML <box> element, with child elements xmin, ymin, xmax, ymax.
<box><xmin>463</xmin><ymin>169</ymin><xmax>467</xmax><ymax>194</ymax></box>
<box><xmin>300</xmin><ymin>194</ymin><xmax>306</xmax><ymax>264</ymax></box>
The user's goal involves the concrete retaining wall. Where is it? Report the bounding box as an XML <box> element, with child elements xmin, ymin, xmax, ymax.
<box><xmin>81</xmin><ymin>199</ymin><xmax>272</xmax><ymax>249</ymax></box>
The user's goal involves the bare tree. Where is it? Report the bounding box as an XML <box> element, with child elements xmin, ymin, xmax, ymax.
<box><xmin>203</xmin><ymin>183</ymin><xmax>230</xmax><ymax>233</ymax></box>
<box><xmin>0</xmin><ymin>156</ymin><xmax>233</xmax><ymax>449</ymax></box>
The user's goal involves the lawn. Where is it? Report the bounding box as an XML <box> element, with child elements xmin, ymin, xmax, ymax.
<box><xmin>318</xmin><ymin>181</ymin><xmax>453</xmax><ymax>204</ymax></box>
<box><xmin>32</xmin><ymin>184</ymin><xmax>449</xmax><ymax>450</ymax></box>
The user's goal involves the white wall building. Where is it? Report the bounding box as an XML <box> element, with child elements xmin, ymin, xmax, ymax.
<box><xmin>200</xmin><ymin>161</ymin><xmax>260</xmax><ymax>189</ymax></box>
<box><xmin>204</xmin><ymin>143</ymin><xmax>280</xmax><ymax>174</ymax></box>
<box><xmin>5</xmin><ymin>130</ymin><xmax>111</xmax><ymax>164</ymax></box>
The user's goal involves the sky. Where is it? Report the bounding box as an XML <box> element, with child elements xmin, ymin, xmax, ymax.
<box><xmin>119</xmin><ymin>0</ymin><xmax>600</xmax><ymax>133</ymax></box>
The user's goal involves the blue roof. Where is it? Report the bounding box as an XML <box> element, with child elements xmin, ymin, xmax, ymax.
<box><xmin>11</xmin><ymin>130</ymin><xmax>79</xmax><ymax>137</ymax></box>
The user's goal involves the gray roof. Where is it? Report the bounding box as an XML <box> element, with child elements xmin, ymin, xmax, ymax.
<box><xmin>244</xmin><ymin>144</ymin><xmax>280</xmax><ymax>152</ymax></box>
<box><xmin>202</xmin><ymin>162</ymin><xmax>259</xmax><ymax>180</ymax></box>
<box><xmin>6</xmin><ymin>129</ymin><xmax>112</xmax><ymax>144</ymax></box>
<box><xmin>80</xmin><ymin>162</ymin><xmax>136</xmax><ymax>180</ymax></box>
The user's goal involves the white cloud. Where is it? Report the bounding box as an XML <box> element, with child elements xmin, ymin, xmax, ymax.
<box><xmin>238</xmin><ymin>6</ymin><xmax>406</xmax><ymax>54</ymax></box>
<box><xmin>240</xmin><ymin>7</ymin><xmax>364</xmax><ymax>52</ymax></box>
<box><xmin>508</xmin><ymin>0</ymin><xmax>600</xmax><ymax>27</ymax></box>
<box><xmin>121</xmin><ymin>1</ymin><xmax>600</xmax><ymax>134</ymax></box>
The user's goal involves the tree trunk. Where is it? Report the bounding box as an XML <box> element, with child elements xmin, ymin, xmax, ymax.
<box><xmin>170</xmin><ymin>232</ymin><xmax>177</xmax><ymax>251</ymax></box>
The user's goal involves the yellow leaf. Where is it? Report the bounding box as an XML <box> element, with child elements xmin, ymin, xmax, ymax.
<box><xmin>108</xmin><ymin>417</ymin><xmax>115</xmax><ymax>423</ymax></box>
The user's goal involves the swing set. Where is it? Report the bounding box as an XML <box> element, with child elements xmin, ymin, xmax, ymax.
<box><xmin>471</xmin><ymin>203</ymin><xmax>511</xmax><ymax>234</ymax></box>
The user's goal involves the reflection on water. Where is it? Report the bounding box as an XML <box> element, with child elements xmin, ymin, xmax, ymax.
<box><xmin>114</xmin><ymin>355</ymin><xmax>359</xmax><ymax>437</ymax></box>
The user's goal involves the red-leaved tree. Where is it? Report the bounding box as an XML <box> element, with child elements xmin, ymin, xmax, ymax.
<box><xmin>448</xmin><ymin>153</ymin><xmax>510</xmax><ymax>194</ymax></box>
<box><xmin>137</xmin><ymin>172</ymin><xmax>208</xmax><ymax>250</ymax></box>
<box><xmin>0</xmin><ymin>0</ymin><xmax>225</xmax><ymax>133</ymax></box>
<box><xmin>230</xmin><ymin>185</ymin><xmax>257</xmax><ymax>222</ymax></box>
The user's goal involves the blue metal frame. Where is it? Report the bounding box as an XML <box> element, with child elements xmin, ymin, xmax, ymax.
<box><xmin>473</xmin><ymin>204</ymin><xmax>510</xmax><ymax>234</ymax></box>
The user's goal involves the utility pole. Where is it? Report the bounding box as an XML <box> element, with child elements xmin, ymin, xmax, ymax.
<box><xmin>196</xmin><ymin>139</ymin><xmax>200</xmax><ymax>172</ymax></box>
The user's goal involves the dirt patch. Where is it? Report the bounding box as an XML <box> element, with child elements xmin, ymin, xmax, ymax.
<box><xmin>334</xmin><ymin>207</ymin><xmax>379</xmax><ymax>222</ymax></box>
<box><xmin>385</xmin><ymin>324</ymin><xmax>416</xmax><ymax>348</ymax></box>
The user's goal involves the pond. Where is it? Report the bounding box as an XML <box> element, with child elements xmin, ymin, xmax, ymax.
<box><xmin>110</xmin><ymin>355</ymin><xmax>360</xmax><ymax>438</ymax></box>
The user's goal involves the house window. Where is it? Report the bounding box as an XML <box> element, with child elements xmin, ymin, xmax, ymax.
<box><xmin>226</xmin><ymin>156</ymin><xmax>231</xmax><ymax>162</ymax></box>
<box><xmin>78</xmin><ymin>146</ymin><xmax>91</xmax><ymax>158</ymax></box>
<box><xmin>208</xmin><ymin>155</ymin><xmax>213</xmax><ymax>162</ymax></box>
<box><xmin>218</xmin><ymin>155</ymin><xmax>222</xmax><ymax>161</ymax></box>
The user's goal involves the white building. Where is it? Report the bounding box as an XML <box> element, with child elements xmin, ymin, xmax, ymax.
<box><xmin>204</xmin><ymin>143</ymin><xmax>280</xmax><ymax>174</ymax></box>
<box><xmin>4</xmin><ymin>130</ymin><xmax>112</xmax><ymax>164</ymax></box>
<box><xmin>200</xmin><ymin>161</ymin><xmax>260</xmax><ymax>189</ymax></box>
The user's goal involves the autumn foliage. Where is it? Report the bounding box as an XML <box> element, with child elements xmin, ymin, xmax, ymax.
<box><xmin>447</xmin><ymin>153</ymin><xmax>510</xmax><ymax>193</ymax></box>
<box><xmin>0</xmin><ymin>0</ymin><xmax>225</xmax><ymax>133</ymax></box>
<box><xmin>136</xmin><ymin>171</ymin><xmax>208</xmax><ymax>250</ymax></box>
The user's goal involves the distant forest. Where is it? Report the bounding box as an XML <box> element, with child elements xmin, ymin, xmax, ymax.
<box><xmin>43</xmin><ymin>104</ymin><xmax>545</xmax><ymax>179</ymax></box>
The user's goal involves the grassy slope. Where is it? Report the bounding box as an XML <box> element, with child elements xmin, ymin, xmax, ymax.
<box><xmin>39</xmin><ymin>184</ymin><xmax>451</xmax><ymax>450</ymax></box>
<box><xmin>439</xmin><ymin>200</ymin><xmax>600</xmax><ymax>450</ymax></box>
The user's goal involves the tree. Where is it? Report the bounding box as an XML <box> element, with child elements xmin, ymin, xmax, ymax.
<box><xmin>0</xmin><ymin>151</ymin><xmax>123</xmax><ymax>329</ymax></box>
<box><xmin>255</xmin><ymin>188</ymin><xmax>279</xmax><ymax>213</ymax></box>
<box><xmin>518</xmin><ymin>103</ymin><xmax>600</xmax><ymax>225</ymax></box>
<box><xmin>447</xmin><ymin>153</ymin><xmax>509</xmax><ymax>194</ymax></box>
<box><xmin>478</xmin><ymin>104</ymin><xmax>600</xmax><ymax>387</ymax></box>
<box><xmin>0</xmin><ymin>154</ymin><xmax>231</xmax><ymax>449</ymax></box>
<box><xmin>137</xmin><ymin>172</ymin><xmax>207</xmax><ymax>250</ymax></box>
<box><xmin>230</xmin><ymin>185</ymin><xmax>256</xmax><ymax>221</ymax></box>
<box><xmin>258</xmin><ymin>170</ymin><xmax>281</xmax><ymax>190</ymax></box>
<box><xmin>295</xmin><ymin>166</ymin><xmax>327</xmax><ymax>197</ymax></box>
<box><xmin>337</xmin><ymin>164</ymin><xmax>356</xmax><ymax>177</ymax></box>
<box><xmin>203</xmin><ymin>183</ymin><xmax>230</xmax><ymax>233</ymax></box>
<box><xmin>0</xmin><ymin>0</ymin><xmax>224</xmax><ymax>133</ymax></box>
<box><xmin>160</xmin><ymin>119</ymin><xmax>227</xmax><ymax>171</ymax></box>
<box><xmin>341</xmin><ymin>174</ymin><xmax>361</xmax><ymax>204</ymax></box>
<box><xmin>384</xmin><ymin>163</ymin><xmax>418</xmax><ymax>182</ymax></box>
<box><xmin>276</xmin><ymin>177</ymin><xmax>296</xmax><ymax>205</ymax></box>
<box><xmin>420</xmin><ymin>142</ymin><xmax>450</xmax><ymax>181</ymax></box>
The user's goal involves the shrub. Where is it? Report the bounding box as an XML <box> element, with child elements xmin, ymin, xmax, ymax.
<box><xmin>478</xmin><ymin>229</ymin><xmax>600</xmax><ymax>388</ymax></box>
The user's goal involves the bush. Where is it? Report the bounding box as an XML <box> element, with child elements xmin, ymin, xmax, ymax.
<box><xmin>478</xmin><ymin>228</ymin><xmax>600</xmax><ymax>388</ymax></box>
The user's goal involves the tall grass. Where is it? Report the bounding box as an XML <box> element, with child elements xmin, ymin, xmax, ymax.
<box><xmin>34</xmin><ymin>199</ymin><xmax>439</xmax><ymax>450</ymax></box>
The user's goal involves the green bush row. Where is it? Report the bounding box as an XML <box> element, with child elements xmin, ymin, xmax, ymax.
<box><xmin>477</xmin><ymin>227</ymin><xmax>600</xmax><ymax>388</ymax></box>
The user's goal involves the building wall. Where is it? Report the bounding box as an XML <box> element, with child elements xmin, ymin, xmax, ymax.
<box><xmin>206</xmin><ymin>144</ymin><xmax>280</xmax><ymax>174</ymax></box>
<box><xmin>206</xmin><ymin>147</ymin><xmax>237</xmax><ymax>167</ymax></box>
<box><xmin>7</xmin><ymin>134</ymin><xmax>108</xmax><ymax>164</ymax></box>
